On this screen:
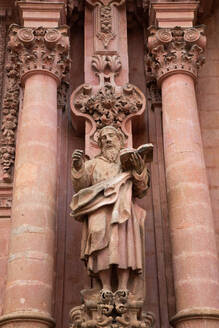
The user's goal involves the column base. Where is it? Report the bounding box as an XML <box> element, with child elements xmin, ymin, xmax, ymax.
<box><xmin>0</xmin><ymin>312</ymin><xmax>55</xmax><ymax>328</ymax></box>
<box><xmin>171</xmin><ymin>308</ymin><xmax>219</xmax><ymax>328</ymax></box>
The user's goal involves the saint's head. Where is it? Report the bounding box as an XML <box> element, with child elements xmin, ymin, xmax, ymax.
<box><xmin>98</xmin><ymin>126</ymin><xmax>125</xmax><ymax>163</ymax></box>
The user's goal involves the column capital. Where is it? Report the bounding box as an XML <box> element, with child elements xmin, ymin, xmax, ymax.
<box><xmin>147</xmin><ymin>25</ymin><xmax>206</xmax><ymax>85</ymax></box>
<box><xmin>7</xmin><ymin>24</ymin><xmax>70</xmax><ymax>85</ymax></box>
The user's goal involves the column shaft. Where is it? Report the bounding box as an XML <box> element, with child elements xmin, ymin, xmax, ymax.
<box><xmin>147</xmin><ymin>25</ymin><xmax>219</xmax><ymax>327</ymax></box>
<box><xmin>162</xmin><ymin>73</ymin><xmax>219</xmax><ymax>327</ymax></box>
<box><xmin>1</xmin><ymin>73</ymin><xmax>57</xmax><ymax>328</ymax></box>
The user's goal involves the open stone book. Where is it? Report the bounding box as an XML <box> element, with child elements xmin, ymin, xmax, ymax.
<box><xmin>120</xmin><ymin>143</ymin><xmax>154</xmax><ymax>171</ymax></box>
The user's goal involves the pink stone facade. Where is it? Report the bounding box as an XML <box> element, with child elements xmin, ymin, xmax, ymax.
<box><xmin>0</xmin><ymin>1</ymin><xmax>219</xmax><ymax>328</ymax></box>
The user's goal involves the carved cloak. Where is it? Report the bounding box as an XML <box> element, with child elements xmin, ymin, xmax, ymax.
<box><xmin>70</xmin><ymin>156</ymin><xmax>148</xmax><ymax>275</ymax></box>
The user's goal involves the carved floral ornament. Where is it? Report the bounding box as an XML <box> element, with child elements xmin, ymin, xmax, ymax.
<box><xmin>70</xmin><ymin>55</ymin><xmax>145</xmax><ymax>143</ymax></box>
<box><xmin>7</xmin><ymin>24</ymin><xmax>70</xmax><ymax>83</ymax></box>
<box><xmin>147</xmin><ymin>26</ymin><xmax>206</xmax><ymax>85</ymax></box>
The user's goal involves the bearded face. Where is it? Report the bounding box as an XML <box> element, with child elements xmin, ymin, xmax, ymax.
<box><xmin>99</xmin><ymin>128</ymin><xmax>122</xmax><ymax>163</ymax></box>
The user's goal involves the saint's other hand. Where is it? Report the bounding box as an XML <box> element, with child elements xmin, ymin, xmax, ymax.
<box><xmin>72</xmin><ymin>149</ymin><xmax>84</xmax><ymax>171</ymax></box>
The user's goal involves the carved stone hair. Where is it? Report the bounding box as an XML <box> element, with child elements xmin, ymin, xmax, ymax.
<box><xmin>97</xmin><ymin>126</ymin><xmax>126</xmax><ymax>148</ymax></box>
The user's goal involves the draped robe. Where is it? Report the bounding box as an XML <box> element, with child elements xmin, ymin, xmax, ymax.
<box><xmin>70</xmin><ymin>155</ymin><xmax>149</xmax><ymax>276</ymax></box>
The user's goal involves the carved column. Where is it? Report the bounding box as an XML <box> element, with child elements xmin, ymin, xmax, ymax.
<box><xmin>0</xmin><ymin>25</ymin><xmax>69</xmax><ymax>328</ymax></box>
<box><xmin>147</xmin><ymin>26</ymin><xmax>219</xmax><ymax>327</ymax></box>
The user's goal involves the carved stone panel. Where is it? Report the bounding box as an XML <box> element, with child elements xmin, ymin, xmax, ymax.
<box><xmin>87</xmin><ymin>0</ymin><xmax>125</xmax><ymax>54</ymax></box>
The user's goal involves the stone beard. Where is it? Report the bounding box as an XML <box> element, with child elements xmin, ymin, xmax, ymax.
<box><xmin>70</xmin><ymin>126</ymin><xmax>149</xmax><ymax>296</ymax></box>
<box><xmin>101</xmin><ymin>146</ymin><xmax>120</xmax><ymax>163</ymax></box>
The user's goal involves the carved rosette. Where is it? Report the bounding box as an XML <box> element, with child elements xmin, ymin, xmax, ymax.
<box><xmin>147</xmin><ymin>26</ymin><xmax>206</xmax><ymax>85</ymax></box>
<box><xmin>8</xmin><ymin>24</ymin><xmax>70</xmax><ymax>83</ymax></box>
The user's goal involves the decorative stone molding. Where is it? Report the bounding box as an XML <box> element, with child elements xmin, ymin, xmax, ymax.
<box><xmin>69</xmin><ymin>289</ymin><xmax>155</xmax><ymax>328</ymax></box>
<box><xmin>147</xmin><ymin>26</ymin><xmax>206</xmax><ymax>85</ymax></box>
<box><xmin>0</xmin><ymin>184</ymin><xmax>13</xmax><ymax>218</ymax></box>
<box><xmin>0</xmin><ymin>311</ymin><xmax>55</xmax><ymax>327</ymax></box>
<box><xmin>170</xmin><ymin>308</ymin><xmax>219</xmax><ymax>327</ymax></box>
<box><xmin>8</xmin><ymin>24</ymin><xmax>70</xmax><ymax>84</ymax></box>
<box><xmin>17</xmin><ymin>1</ymin><xmax>65</xmax><ymax>28</ymax></box>
<box><xmin>70</xmin><ymin>54</ymin><xmax>145</xmax><ymax>143</ymax></box>
<box><xmin>149</xmin><ymin>2</ymin><xmax>199</xmax><ymax>28</ymax></box>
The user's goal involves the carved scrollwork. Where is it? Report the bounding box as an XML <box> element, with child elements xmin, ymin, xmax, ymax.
<box><xmin>147</xmin><ymin>26</ymin><xmax>206</xmax><ymax>84</ymax></box>
<box><xmin>184</xmin><ymin>28</ymin><xmax>200</xmax><ymax>43</ymax></box>
<box><xmin>70</xmin><ymin>289</ymin><xmax>155</xmax><ymax>328</ymax></box>
<box><xmin>156</xmin><ymin>29</ymin><xmax>172</xmax><ymax>43</ymax></box>
<box><xmin>17</xmin><ymin>27</ymin><xmax>34</xmax><ymax>44</ymax></box>
<box><xmin>44</xmin><ymin>29</ymin><xmax>61</xmax><ymax>46</ymax></box>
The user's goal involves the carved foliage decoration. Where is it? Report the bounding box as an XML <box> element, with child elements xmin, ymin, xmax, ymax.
<box><xmin>69</xmin><ymin>289</ymin><xmax>155</xmax><ymax>328</ymax></box>
<box><xmin>8</xmin><ymin>24</ymin><xmax>70</xmax><ymax>82</ymax></box>
<box><xmin>71</xmin><ymin>55</ymin><xmax>145</xmax><ymax>142</ymax></box>
<box><xmin>75</xmin><ymin>82</ymin><xmax>143</xmax><ymax>130</ymax></box>
<box><xmin>0</xmin><ymin>16</ymin><xmax>6</xmax><ymax>111</ymax></box>
<box><xmin>0</xmin><ymin>34</ymin><xmax>20</xmax><ymax>182</ymax></box>
<box><xmin>147</xmin><ymin>26</ymin><xmax>206</xmax><ymax>84</ymax></box>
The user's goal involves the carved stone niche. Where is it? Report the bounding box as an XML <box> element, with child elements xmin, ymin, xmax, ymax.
<box><xmin>70</xmin><ymin>54</ymin><xmax>145</xmax><ymax>155</ymax></box>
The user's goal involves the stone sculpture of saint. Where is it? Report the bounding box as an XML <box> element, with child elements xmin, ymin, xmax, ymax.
<box><xmin>70</xmin><ymin>126</ymin><xmax>149</xmax><ymax>295</ymax></box>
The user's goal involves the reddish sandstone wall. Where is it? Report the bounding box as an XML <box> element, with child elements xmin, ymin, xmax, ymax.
<box><xmin>197</xmin><ymin>2</ymin><xmax>219</xmax><ymax>254</ymax></box>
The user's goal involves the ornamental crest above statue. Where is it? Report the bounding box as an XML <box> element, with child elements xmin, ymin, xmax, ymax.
<box><xmin>70</xmin><ymin>55</ymin><xmax>145</xmax><ymax>145</ymax></box>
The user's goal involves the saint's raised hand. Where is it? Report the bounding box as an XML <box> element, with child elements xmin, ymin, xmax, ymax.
<box><xmin>130</xmin><ymin>152</ymin><xmax>144</xmax><ymax>175</ymax></box>
<box><xmin>72</xmin><ymin>149</ymin><xmax>84</xmax><ymax>171</ymax></box>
